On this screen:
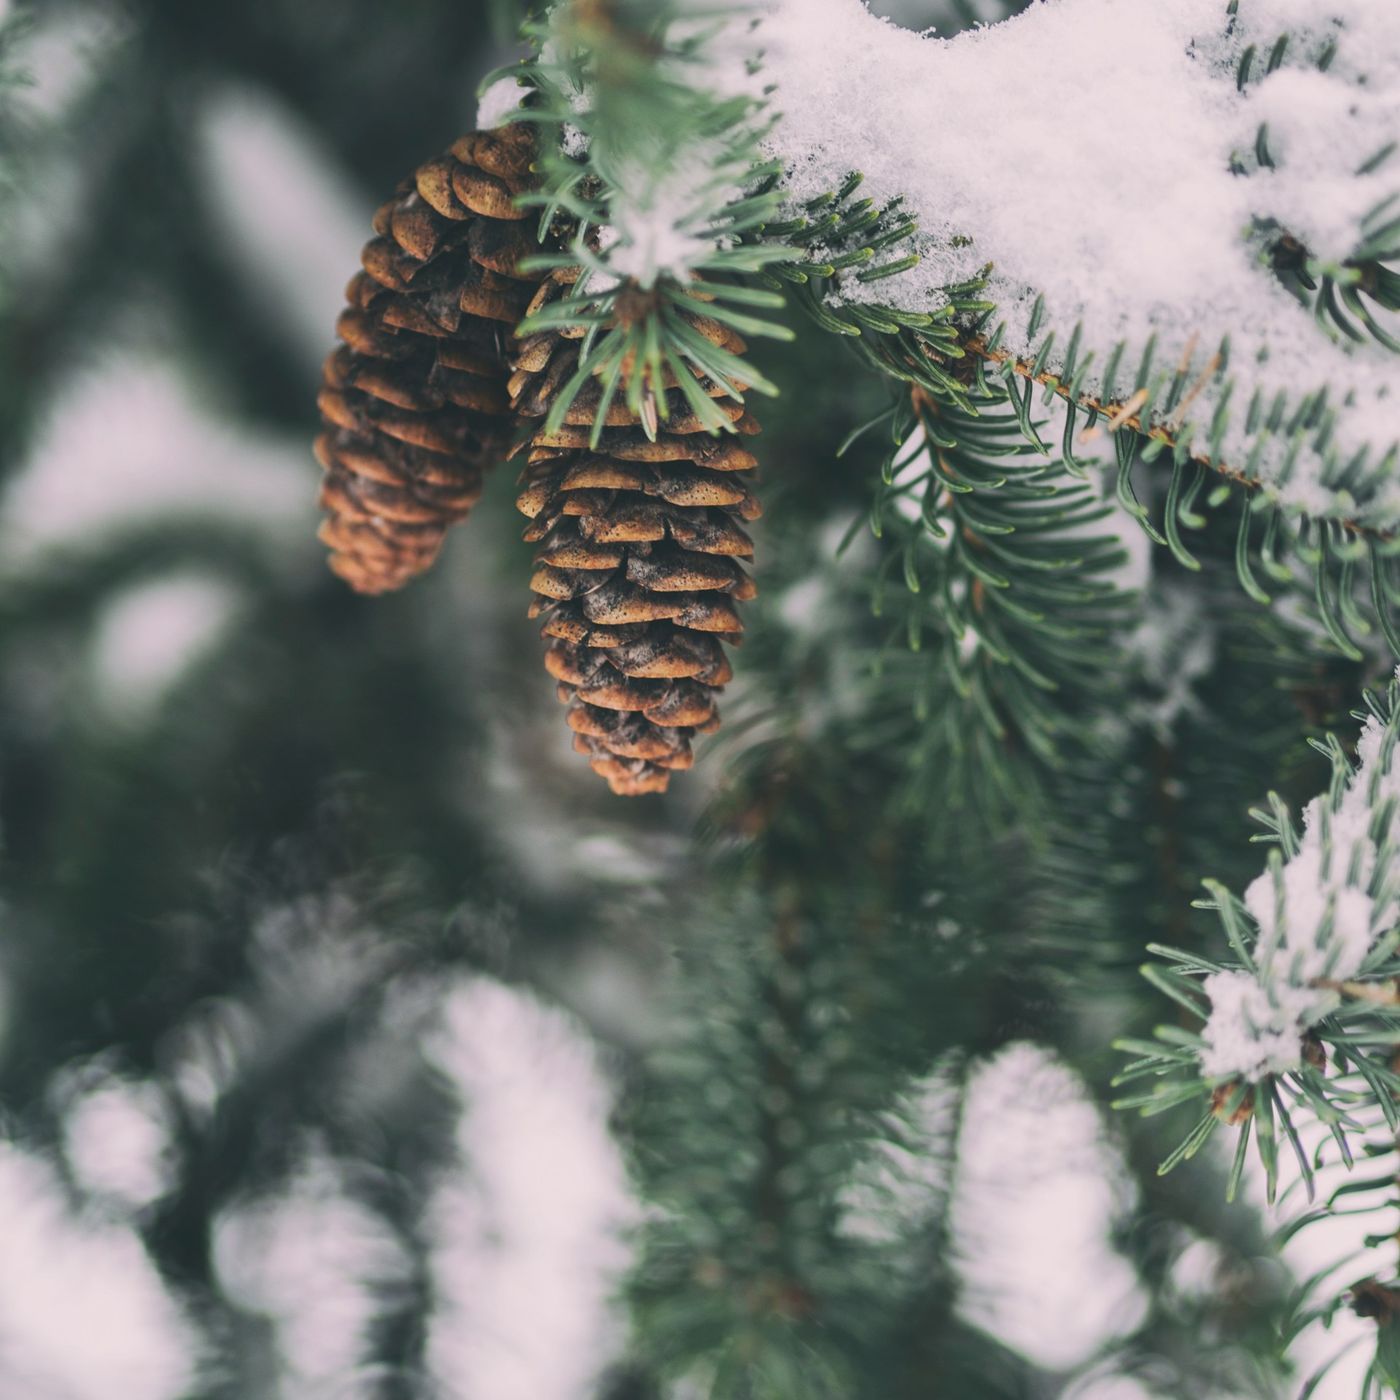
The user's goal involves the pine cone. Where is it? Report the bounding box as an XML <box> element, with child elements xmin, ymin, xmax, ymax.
<box><xmin>315</xmin><ymin>126</ymin><xmax>546</xmax><ymax>593</ymax></box>
<box><xmin>511</xmin><ymin>280</ymin><xmax>762</xmax><ymax>795</ymax></box>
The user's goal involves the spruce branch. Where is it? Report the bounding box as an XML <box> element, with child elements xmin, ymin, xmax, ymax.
<box><xmin>847</xmin><ymin>382</ymin><xmax>1134</xmax><ymax>832</ymax></box>
<box><xmin>1118</xmin><ymin>670</ymin><xmax>1400</xmax><ymax>1388</ymax></box>
<box><xmin>625</xmin><ymin>744</ymin><xmax>1037</xmax><ymax>1397</ymax></box>
<box><xmin>748</xmin><ymin>0</ymin><xmax>1400</xmax><ymax>523</ymax></box>
<box><xmin>507</xmin><ymin>1</ymin><xmax>1399</xmax><ymax>646</ymax></box>
<box><xmin>950</xmin><ymin>322</ymin><xmax>1400</xmax><ymax>660</ymax></box>
<box><xmin>757</xmin><ymin>0</ymin><xmax>1398</xmax><ymax>643</ymax></box>
<box><xmin>507</xmin><ymin>0</ymin><xmax>794</xmax><ymax>445</ymax></box>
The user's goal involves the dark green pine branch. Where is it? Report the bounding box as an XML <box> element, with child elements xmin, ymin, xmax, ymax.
<box><xmin>848</xmin><ymin>384</ymin><xmax>1135</xmax><ymax>832</ymax></box>
<box><xmin>624</xmin><ymin>744</ymin><xmax>1035</xmax><ymax>1397</ymax></box>
<box><xmin>1116</xmin><ymin>673</ymin><xmax>1400</xmax><ymax>1389</ymax></box>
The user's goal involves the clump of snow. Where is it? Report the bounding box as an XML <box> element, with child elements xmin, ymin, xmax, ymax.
<box><xmin>1199</xmin><ymin>969</ymin><xmax>1330</xmax><ymax>1081</ymax></box>
<box><xmin>0</xmin><ymin>1142</ymin><xmax>200</xmax><ymax>1400</ymax></box>
<box><xmin>1199</xmin><ymin>665</ymin><xmax>1400</xmax><ymax>1081</ymax></box>
<box><xmin>604</xmin><ymin>152</ymin><xmax>740</xmax><ymax>289</ymax></box>
<box><xmin>423</xmin><ymin>977</ymin><xmax>633</xmax><ymax>1400</ymax></box>
<box><xmin>57</xmin><ymin>1065</ymin><xmax>177</xmax><ymax>1212</ymax></box>
<box><xmin>1246</xmin><ymin>64</ymin><xmax>1399</xmax><ymax>263</ymax></box>
<box><xmin>477</xmin><ymin>74</ymin><xmax>530</xmax><ymax>130</ymax></box>
<box><xmin>746</xmin><ymin>0</ymin><xmax>1400</xmax><ymax>524</ymax></box>
<box><xmin>90</xmin><ymin>573</ymin><xmax>242</xmax><ymax>723</ymax></box>
<box><xmin>952</xmin><ymin>1044</ymin><xmax>1147</xmax><ymax>1371</ymax></box>
<box><xmin>533</xmin><ymin>12</ymin><xmax>764</xmax><ymax>289</ymax></box>
<box><xmin>213</xmin><ymin>1154</ymin><xmax>410</xmax><ymax>1391</ymax></box>
<box><xmin>196</xmin><ymin>86</ymin><xmax>368</xmax><ymax>366</ymax></box>
<box><xmin>0</xmin><ymin>353</ymin><xmax>313</xmax><ymax>568</ymax></box>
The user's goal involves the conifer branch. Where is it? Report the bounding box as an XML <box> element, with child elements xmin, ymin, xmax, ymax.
<box><xmin>1119</xmin><ymin>670</ymin><xmax>1400</xmax><ymax>1385</ymax></box>
<box><xmin>502</xmin><ymin>0</ymin><xmax>795</xmax><ymax>444</ymax></box>
<box><xmin>847</xmin><ymin>382</ymin><xmax>1133</xmax><ymax>830</ymax></box>
<box><xmin>507</xmin><ymin>1</ymin><xmax>1399</xmax><ymax>652</ymax></box>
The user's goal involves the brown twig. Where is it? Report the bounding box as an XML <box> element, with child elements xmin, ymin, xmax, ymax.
<box><xmin>959</xmin><ymin>335</ymin><xmax>1393</xmax><ymax>544</ymax></box>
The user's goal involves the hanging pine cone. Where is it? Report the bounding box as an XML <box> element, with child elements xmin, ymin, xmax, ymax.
<box><xmin>315</xmin><ymin>125</ymin><xmax>546</xmax><ymax>593</ymax></box>
<box><xmin>510</xmin><ymin>280</ymin><xmax>762</xmax><ymax>795</ymax></box>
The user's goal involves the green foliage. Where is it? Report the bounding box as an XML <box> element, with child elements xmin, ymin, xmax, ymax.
<box><xmin>505</xmin><ymin>7</ymin><xmax>1400</xmax><ymax>1381</ymax></box>
<box><xmin>627</xmin><ymin>750</ymin><xmax>1048</xmax><ymax>1398</ymax></box>
<box><xmin>1120</xmin><ymin>675</ymin><xmax>1400</xmax><ymax>1185</ymax></box>
<box><xmin>504</xmin><ymin>0</ymin><xmax>793</xmax><ymax>442</ymax></box>
<box><xmin>1121</xmin><ymin>674</ymin><xmax>1400</xmax><ymax>1388</ymax></box>
<box><xmin>850</xmin><ymin>389</ymin><xmax>1133</xmax><ymax>829</ymax></box>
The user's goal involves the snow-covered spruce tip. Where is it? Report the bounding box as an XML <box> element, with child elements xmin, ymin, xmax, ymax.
<box><xmin>1199</xmin><ymin>669</ymin><xmax>1400</xmax><ymax>1083</ymax></box>
<box><xmin>751</xmin><ymin>0</ymin><xmax>1400</xmax><ymax>524</ymax></box>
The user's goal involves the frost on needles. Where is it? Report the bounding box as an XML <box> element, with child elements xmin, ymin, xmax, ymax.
<box><xmin>1200</xmin><ymin>672</ymin><xmax>1400</xmax><ymax>1082</ymax></box>
<box><xmin>751</xmin><ymin>0</ymin><xmax>1400</xmax><ymax>525</ymax></box>
<box><xmin>1120</xmin><ymin>672</ymin><xmax>1400</xmax><ymax>1223</ymax></box>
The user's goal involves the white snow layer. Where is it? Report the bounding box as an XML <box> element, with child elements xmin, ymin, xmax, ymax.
<box><xmin>59</xmin><ymin>1067</ymin><xmax>178</xmax><ymax>1211</ymax></box>
<box><xmin>603</xmin><ymin>150</ymin><xmax>741</xmax><ymax>290</ymax></box>
<box><xmin>744</xmin><ymin>0</ymin><xmax>1400</xmax><ymax>523</ymax></box>
<box><xmin>0</xmin><ymin>1143</ymin><xmax>200</xmax><ymax>1400</ymax></box>
<box><xmin>212</xmin><ymin>1156</ymin><xmax>411</xmax><ymax>1393</ymax></box>
<box><xmin>477</xmin><ymin>75</ymin><xmax>530</xmax><ymax>131</ymax></box>
<box><xmin>1200</xmin><ymin>666</ymin><xmax>1400</xmax><ymax>1081</ymax></box>
<box><xmin>952</xmin><ymin>1045</ymin><xmax>1148</xmax><ymax>1371</ymax></box>
<box><xmin>423</xmin><ymin>978</ymin><xmax>633</xmax><ymax>1400</ymax></box>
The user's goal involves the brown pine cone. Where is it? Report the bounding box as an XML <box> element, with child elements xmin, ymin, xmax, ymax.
<box><xmin>511</xmin><ymin>283</ymin><xmax>762</xmax><ymax>795</ymax></box>
<box><xmin>315</xmin><ymin>125</ymin><xmax>547</xmax><ymax>593</ymax></box>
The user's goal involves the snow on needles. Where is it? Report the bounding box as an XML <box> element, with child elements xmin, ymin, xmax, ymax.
<box><xmin>750</xmin><ymin>0</ymin><xmax>1400</xmax><ymax>524</ymax></box>
<box><xmin>423</xmin><ymin>978</ymin><xmax>633</xmax><ymax>1400</ymax></box>
<box><xmin>1199</xmin><ymin>668</ymin><xmax>1400</xmax><ymax>1082</ymax></box>
<box><xmin>0</xmin><ymin>1143</ymin><xmax>199</xmax><ymax>1399</ymax></box>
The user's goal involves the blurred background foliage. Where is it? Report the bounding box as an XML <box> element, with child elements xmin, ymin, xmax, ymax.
<box><xmin>0</xmin><ymin>1</ymin><xmax>1383</xmax><ymax>1397</ymax></box>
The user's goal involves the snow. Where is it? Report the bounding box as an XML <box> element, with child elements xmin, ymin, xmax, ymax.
<box><xmin>7</xmin><ymin>8</ymin><xmax>128</xmax><ymax>124</ymax></box>
<box><xmin>0</xmin><ymin>1142</ymin><xmax>200</xmax><ymax>1400</ymax></box>
<box><xmin>1247</xmin><ymin>1128</ymin><xmax>1388</xmax><ymax>1400</ymax></box>
<box><xmin>423</xmin><ymin>978</ymin><xmax>633</xmax><ymax>1400</ymax></box>
<box><xmin>90</xmin><ymin>573</ymin><xmax>242</xmax><ymax>721</ymax></box>
<box><xmin>745</xmin><ymin>0</ymin><xmax>1400</xmax><ymax>524</ymax></box>
<box><xmin>58</xmin><ymin>1067</ymin><xmax>177</xmax><ymax>1212</ymax></box>
<box><xmin>839</xmin><ymin>1065</ymin><xmax>959</xmax><ymax>1248</ymax></box>
<box><xmin>952</xmin><ymin>1044</ymin><xmax>1148</xmax><ymax>1371</ymax></box>
<box><xmin>212</xmin><ymin>1155</ymin><xmax>411</xmax><ymax>1391</ymax></box>
<box><xmin>477</xmin><ymin>74</ymin><xmax>530</xmax><ymax>131</ymax></box>
<box><xmin>1199</xmin><ymin>968</ymin><xmax>1330</xmax><ymax>1081</ymax></box>
<box><xmin>1199</xmin><ymin>664</ymin><xmax>1400</xmax><ymax>1081</ymax></box>
<box><xmin>195</xmin><ymin>86</ymin><xmax>368</xmax><ymax>367</ymax></box>
<box><xmin>602</xmin><ymin>155</ymin><xmax>734</xmax><ymax>289</ymax></box>
<box><xmin>1247</xmin><ymin>64</ymin><xmax>1400</xmax><ymax>263</ymax></box>
<box><xmin>0</xmin><ymin>353</ymin><xmax>314</xmax><ymax>566</ymax></box>
<box><xmin>532</xmin><ymin>13</ymin><xmax>764</xmax><ymax>289</ymax></box>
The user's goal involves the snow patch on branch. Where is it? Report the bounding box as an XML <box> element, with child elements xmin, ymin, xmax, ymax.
<box><xmin>602</xmin><ymin>150</ymin><xmax>742</xmax><ymax>289</ymax></box>
<box><xmin>1199</xmin><ymin>667</ymin><xmax>1400</xmax><ymax>1081</ymax></box>
<box><xmin>0</xmin><ymin>1142</ymin><xmax>200</xmax><ymax>1400</ymax></box>
<box><xmin>212</xmin><ymin>1156</ymin><xmax>410</xmax><ymax>1392</ymax></box>
<box><xmin>752</xmin><ymin>0</ymin><xmax>1400</xmax><ymax>523</ymax></box>
<box><xmin>1199</xmin><ymin>970</ymin><xmax>1329</xmax><ymax>1081</ymax></box>
<box><xmin>424</xmin><ymin>978</ymin><xmax>633</xmax><ymax>1400</ymax></box>
<box><xmin>477</xmin><ymin>75</ymin><xmax>529</xmax><ymax>131</ymax></box>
